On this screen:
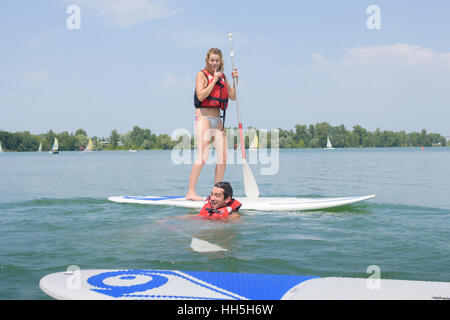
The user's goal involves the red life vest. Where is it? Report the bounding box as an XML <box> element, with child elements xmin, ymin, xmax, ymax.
<box><xmin>194</xmin><ymin>69</ymin><xmax>229</xmax><ymax>110</ymax></box>
<box><xmin>198</xmin><ymin>197</ymin><xmax>242</xmax><ymax>219</ymax></box>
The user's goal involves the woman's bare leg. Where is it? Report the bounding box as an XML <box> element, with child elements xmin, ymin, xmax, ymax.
<box><xmin>186</xmin><ymin>117</ymin><xmax>211</xmax><ymax>201</ymax></box>
<box><xmin>213</xmin><ymin>121</ymin><xmax>227</xmax><ymax>184</ymax></box>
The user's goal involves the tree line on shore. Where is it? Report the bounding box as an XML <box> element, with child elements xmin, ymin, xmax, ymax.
<box><xmin>0</xmin><ymin>123</ymin><xmax>448</xmax><ymax>152</ymax></box>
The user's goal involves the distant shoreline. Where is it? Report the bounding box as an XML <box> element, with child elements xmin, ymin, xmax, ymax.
<box><xmin>1</xmin><ymin>146</ymin><xmax>448</xmax><ymax>153</ymax></box>
<box><xmin>1</xmin><ymin>123</ymin><xmax>448</xmax><ymax>152</ymax></box>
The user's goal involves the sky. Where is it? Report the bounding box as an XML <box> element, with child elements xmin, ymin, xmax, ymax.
<box><xmin>1</xmin><ymin>0</ymin><xmax>449</xmax><ymax>138</ymax></box>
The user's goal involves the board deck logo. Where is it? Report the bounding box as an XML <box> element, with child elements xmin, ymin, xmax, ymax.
<box><xmin>86</xmin><ymin>270</ymin><xmax>246</xmax><ymax>299</ymax></box>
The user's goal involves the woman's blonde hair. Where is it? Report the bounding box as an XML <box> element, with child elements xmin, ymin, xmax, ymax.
<box><xmin>205</xmin><ymin>48</ymin><xmax>224</xmax><ymax>72</ymax></box>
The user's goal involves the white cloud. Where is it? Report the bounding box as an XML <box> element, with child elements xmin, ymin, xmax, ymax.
<box><xmin>155</xmin><ymin>27</ymin><xmax>224</xmax><ymax>49</ymax></box>
<box><xmin>73</xmin><ymin>0</ymin><xmax>181</xmax><ymax>27</ymax></box>
<box><xmin>313</xmin><ymin>43</ymin><xmax>450</xmax><ymax>70</ymax></box>
<box><xmin>19</xmin><ymin>69</ymin><xmax>49</xmax><ymax>83</ymax></box>
<box><xmin>163</xmin><ymin>72</ymin><xmax>192</xmax><ymax>88</ymax></box>
<box><xmin>297</xmin><ymin>43</ymin><xmax>450</xmax><ymax>133</ymax></box>
<box><xmin>27</xmin><ymin>29</ymin><xmax>64</xmax><ymax>48</ymax></box>
<box><xmin>310</xmin><ymin>52</ymin><xmax>330</xmax><ymax>67</ymax></box>
<box><xmin>306</xmin><ymin>43</ymin><xmax>450</xmax><ymax>99</ymax></box>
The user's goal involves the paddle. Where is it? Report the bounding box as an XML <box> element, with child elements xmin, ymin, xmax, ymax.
<box><xmin>190</xmin><ymin>237</ymin><xmax>227</xmax><ymax>253</ymax></box>
<box><xmin>157</xmin><ymin>218</ymin><xmax>227</xmax><ymax>253</ymax></box>
<box><xmin>227</xmin><ymin>33</ymin><xmax>260</xmax><ymax>199</ymax></box>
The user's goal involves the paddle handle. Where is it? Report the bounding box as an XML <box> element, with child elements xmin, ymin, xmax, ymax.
<box><xmin>227</xmin><ymin>33</ymin><xmax>246</xmax><ymax>160</ymax></box>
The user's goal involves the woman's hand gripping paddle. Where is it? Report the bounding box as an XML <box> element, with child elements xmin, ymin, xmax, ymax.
<box><xmin>227</xmin><ymin>33</ymin><xmax>260</xmax><ymax>199</ymax></box>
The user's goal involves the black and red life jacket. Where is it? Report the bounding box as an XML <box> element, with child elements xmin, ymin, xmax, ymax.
<box><xmin>198</xmin><ymin>197</ymin><xmax>242</xmax><ymax>219</ymax></box>
<box><xmin>194</xmin><ymin>68</ymin><xmax>229</xmax><ymax>110</ymax></box>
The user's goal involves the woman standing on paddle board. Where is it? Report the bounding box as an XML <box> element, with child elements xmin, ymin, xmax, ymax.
<box><xmin>186</xmin><ymin>48</ymin><xmax>238</xmax><ymax>201</ymax></box>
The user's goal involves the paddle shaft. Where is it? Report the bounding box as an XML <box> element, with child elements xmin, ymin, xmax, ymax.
<box><xmin>227</xmin><ymin>34</ymin><xmax>246</xmax><ymax>160</ymax></box>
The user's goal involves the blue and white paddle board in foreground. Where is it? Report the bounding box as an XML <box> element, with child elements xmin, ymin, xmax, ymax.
<box><xmin>107</xmin><ymin>195</ymin><xmax>376</xmax><ymax>211</ymax></box>
<box><xmin>40</xmin><ymin>269</ymin><xmax>450</xmax><ymax>300</ymax></box>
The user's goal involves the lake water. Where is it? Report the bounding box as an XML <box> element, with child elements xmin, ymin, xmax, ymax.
<box><xmin>0</xmin><ymin>148</ymin><xmax>449</xmax><ymax>299</ymax></box>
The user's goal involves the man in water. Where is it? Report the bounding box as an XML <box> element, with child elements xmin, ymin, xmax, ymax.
<box><xmin>158</xmin><ymin>182</ymin><xmax>242</xmax><ymax>223</ymax></box>
<box><xmin>198</xmin><ymin>182</ymin><xmax>241</xmax><ymax>219</ymax></box>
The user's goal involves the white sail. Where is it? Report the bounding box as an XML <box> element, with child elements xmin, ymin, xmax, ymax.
<box><xmin>49</xmin><ymin>138</ymin><xmax>59</xmax><ymax>154</ymax></box>
<box><xmin>38</xmin><ymin>142</ymin><xmax>42</xmax><ymax>152</ymax></box>
<box><xmin>325</xmin><ymin>136</ymin><xmax>334</xmax><ymax>150</ymax></box>
<box><xmin>249</xmin><ymin>134</ymin><xmax>259</xmax><ymax>149</ymax></box>
<box><xmin>83</xmin><ymin>139</ymin><xmax>93</xmax><ymax>152</ymax></box>
<box><xmin>0</xmin><ymin>142</ymin><xmax>3</xmax><ymax>152</ymax></box>
<box><xmin>52</xmin><ymin>138</ymin><xmax>58</xmax><ymax>151</ymax></box>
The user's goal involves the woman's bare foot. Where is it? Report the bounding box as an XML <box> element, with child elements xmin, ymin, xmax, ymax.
<box><xmin>185</xmin><ymin>193</ymin><xmax>204</xmax><ymax>201</ymax></box>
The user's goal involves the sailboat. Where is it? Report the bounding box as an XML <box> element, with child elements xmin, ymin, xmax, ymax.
<box><xmin>249</xmin><ymin>134</ymin><xmax>259</xmax><ymax>150</ymax></box>
<box><xmin>49</xmin><ymin>138</ymin><xmax>59</xmax><ymax>154</ymax></box>
<box><xmin>38</xmin><ymin>142</ymin><xmax>42</xmax><ymax>152</ymax></box>
<box><xmin>325</xmin><ymin>136</ymin><xmax>334</xmax><ymax>150</ymax></box>
<box><xmin>0</xmin><ymin>142</ymin><xmax>4</xmax><ymax>152</ymax></box>
<box><xmin>83</xmin><ymin>139</ymin><xmax>93</xmax><ymax>152</ymax></box>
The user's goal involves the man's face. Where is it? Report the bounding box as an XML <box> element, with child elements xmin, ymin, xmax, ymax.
<box><xmin>209</xmin><ymin>187</ymin><xmax>231</xmax><ymax>210</ymax></box>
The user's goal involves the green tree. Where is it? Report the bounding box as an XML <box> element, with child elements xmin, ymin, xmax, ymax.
<box><xmin>409</xmin><ymin>132</ymin><xmax>421</xmax><ymax>146</ymax></box>
<box><xmin>0</xmin><ymin>125</ymin><xmax>447</xmax><ymax>151</ymax></box>
<box><xmin>294</xmin><ymin>124</ymin><xmax>309</xmax><ymax>148</ymax></box>
<box><xmin>308</xmin><ymin>124</ymin><xmax>315</xmax><ymax>140</ymax></box>
<box><xmin>130</xmin><ymin>126</ymin><xmax>145</xmax><ymax>149</ymax></box>
<box><xmin>353</xmin><ymin>125</ymin><xmax>368</xmax><ymax>147</ymax></box>
<box><xmin>110</xmin><ymin>129</ymin><xmax>120</xmax><ymax>149</ymax></box>
<box><xmin>75</xmin><ymin>129</ymin><xmax>87</xmax><ymax>137</ymax></box>
<box><xmin>156</xmin><ymin>134</ymin><xmax>174</xmax><ymax>149</ymax></box>
<box><xmin>75</xmin><ymin>134</ymin><xmax>89</xmax><ymax>150</ymax></box>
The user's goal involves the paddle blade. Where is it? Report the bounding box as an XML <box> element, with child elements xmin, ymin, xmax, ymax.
<box><xmin>190</xmin><ymin>238</ymin><xmax>227</xmax><ymax>253</ymax></box>
<box><xmin>242</xmin><ymin>159</ymin><xmax>260</xmax><ymax>198</ymax></box>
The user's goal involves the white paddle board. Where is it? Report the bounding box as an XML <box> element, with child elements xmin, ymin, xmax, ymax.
<box><xmin>107</xmin><ymin>195</ymin><xmax>375</xmax><ymax>211</ymax></box>
<box><xmin>40</xmin><ymin>269</ymin><xmax>450</xmax><ymax>300</ymax></box>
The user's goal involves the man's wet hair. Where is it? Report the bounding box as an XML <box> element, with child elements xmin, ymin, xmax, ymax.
<box><xmin>215</xmin><ymin>181</ymin><xmax>233</xmax><ymax>199</ymax></box>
